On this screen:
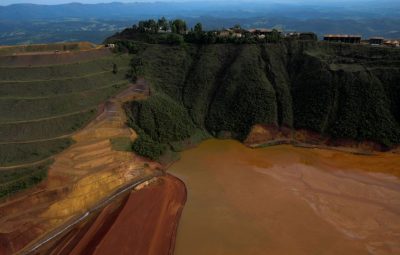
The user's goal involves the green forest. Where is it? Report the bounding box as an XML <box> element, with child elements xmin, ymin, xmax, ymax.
<box><xmin>117</xmin><ymin>32</ymin><xmax>400</xmax><ymax>159</ymax></box>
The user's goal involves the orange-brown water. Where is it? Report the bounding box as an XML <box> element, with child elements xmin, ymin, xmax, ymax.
<box><xmin>169</xmin><ymin>139</ymin><xmax>400</xmax><ymax>255</ymax></box>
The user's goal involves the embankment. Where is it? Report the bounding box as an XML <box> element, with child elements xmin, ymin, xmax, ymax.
<box><xmin>39</xmin><ymin>174</ymin><xmax>186</xmax><ymax>255</ymax></box>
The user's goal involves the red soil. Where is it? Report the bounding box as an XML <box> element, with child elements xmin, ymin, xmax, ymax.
<box><xmin>50</xmin><ymin>174</ymin><xmax>187</xmax><ymax>255</ymax></box>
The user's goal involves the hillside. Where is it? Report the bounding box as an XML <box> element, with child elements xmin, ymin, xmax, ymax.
<box><xmin>0</xmin><ymin>44</ymin><xmax>131</xmax><ymax>198</ymax></box>
<box><xmin>122</xmin><ymin>41</ymin><xmax>400</xmax><ymax>159</ymax></box>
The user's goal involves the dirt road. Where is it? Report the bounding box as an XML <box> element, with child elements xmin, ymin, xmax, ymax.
<box><xmin>42</xmin><ymin>175</ymin><xmax>186</xmax><ymax>255</ymax></box>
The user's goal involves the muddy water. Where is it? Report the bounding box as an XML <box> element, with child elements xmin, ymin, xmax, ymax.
<box><xmin>169</xmin><ymin>139</ymin><xmax>400</xmax><ymax>255</ymax></box>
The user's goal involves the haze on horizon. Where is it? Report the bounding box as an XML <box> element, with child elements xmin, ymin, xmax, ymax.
<box><xmin>0</xmin><ymin>0</ymin><xmax>377</xmax><ymax>5</ymax></box>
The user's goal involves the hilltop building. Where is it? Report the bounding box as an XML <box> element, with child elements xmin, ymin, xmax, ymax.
<box><xmin>218</xmin><ymin>28</ymin><xmax>282</xmax><ymax>39</ymax></box>
<box><xmin>285</xmin><ymin>32</ymin><xmax>317</xmax><ymax>41</ymax></box>
<box><xmin>218</xmin><ymin>28</ymin><xmax>243</xmax><ymax>38</ymax></box>
<box><xmin>324</xmin><ymin>34</ymin><xmax>361</xmax><ymax>44</ymax></box>
<box><xmin>383</xmin><ymin>40</ymin><xmax>400</xmax><ymax>47</ymax></box>
<box><xmin>105</xmin><ymin>43</ymin><xmax>115</xmax><ymax>48</ymax></box>
<box><xmin>369</xmin><ymin>37</ymin><xmax>384</xmax><ymax>45</ymax></box>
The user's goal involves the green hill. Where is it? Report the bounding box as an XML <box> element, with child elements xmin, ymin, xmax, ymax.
<box><xmin>1</xmin><ymin>39</ymin><xmax>399</xmax><ymax>196</ymax></box>
<box><xmin>0</xmin><ymin>49</ymin><xmax>131</xmax><ymax>198</ymax></box>
<box><xmin>123</xmin><ymin>41</ymin><xmax>400</xmax><ymax>159</ymax></box>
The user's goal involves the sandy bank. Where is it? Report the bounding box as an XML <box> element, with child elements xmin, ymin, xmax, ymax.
<box><xmin>246</xmin><ymin>124</ymin><xmax>400</xmax><ymax>152</ymax></box>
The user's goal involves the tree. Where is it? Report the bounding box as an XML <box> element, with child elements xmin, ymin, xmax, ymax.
<box><xmin>138</xmin><ymin>21</ymin><xmax>146</xmax><ymax>32</ymax></box>
<box><xmin>137</xmin><ymin>19</ymin><xmax>158</xmax><ymax>33</ymax></box>
<box><xmin>112</xmin><ymin>63</ymin><xmax>118</xmax><ymax>74</ymax></box>
<box><xmin>147</xmin><ymin>19</ymin><xmax>158</xmax><ymax>33</ymax></box>
<box><xmin>162</xmin><ymin>33</ymin><xmax>184</xmax><ymax>45</ymax></box>
<box><xmin>194</xmin><ymin>22</ymin><xmax>203</xmax><ymax>34</ymax></box>
<box><xmin>171</xmin><ymin>19</ymin><xmax>187</xmax><ymax>34</ymax></box>
<box><xmin>158</xmin><ymin>17</ymin><xmax>169</xmax><ymax>31</ymax></box>
<box><xmin>269</xmin><ymin>29</ymin><xmax>282</xmax><ymax>43</ymax></box>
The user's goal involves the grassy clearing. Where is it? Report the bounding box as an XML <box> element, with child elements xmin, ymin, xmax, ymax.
<box><xmin>110</xmin><ymin>137</ymin><xmax>132</xmax><ymax>152</ymax></box>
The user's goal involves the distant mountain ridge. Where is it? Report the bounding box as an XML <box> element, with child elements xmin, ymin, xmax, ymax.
<box><xmin>1</xmin><ymin>1</ymin><xmax>400</xmax><ymax>20</ymax></box>
<box><xmin>0</xmin><ymin>1</ymin><xmax>399</xmax><ymax>45</ymax></box>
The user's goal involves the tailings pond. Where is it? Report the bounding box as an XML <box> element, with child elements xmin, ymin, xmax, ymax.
<box><xmin>169</xmin><ymin>139</ymin><xmax>400</xmax><ymax>255</ymax></box>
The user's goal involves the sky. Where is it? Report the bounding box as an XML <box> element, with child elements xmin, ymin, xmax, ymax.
<box><xmin>0</xmin><ymin>0</ymin><xmax>211</xmax><ymax>4</ymax></box>
<box><xmin>0</xmin><ymin>0</ymin><xmax>368</xmax><ymax>5</ymax></box>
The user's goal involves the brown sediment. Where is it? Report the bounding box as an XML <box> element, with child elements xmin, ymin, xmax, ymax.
<box><xmin>170</xmin><ymin>139</ymin><xmax>400</xmax><ymax>255</ymax></box>
<box><xmin>47</xmin><ymin>175</ymin><xmax>186</xmax><ymax>255</ymax></box>
<box><xmin>0</xmin><ymin>78</ymin><xmax>158</xmax><ymax>254</ymax></box>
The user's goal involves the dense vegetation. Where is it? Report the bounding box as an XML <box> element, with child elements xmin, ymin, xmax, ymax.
<box><xmin>122</xmin><ymin>39</ymin><xmax>400</xmax><ymax>159</ymax></box>
<box><xmin>125</xmin><ymin>94</ymin><xmax>198</xmax><ymax>159</ymax></box>
<box><xmin>106</xmin><ymin>18</ymin><xmax>286</xmax><ymax>46</ymax></box>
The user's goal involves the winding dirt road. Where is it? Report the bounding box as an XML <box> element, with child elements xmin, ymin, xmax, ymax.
<box><xmin>50</xmin><ymin>175</ymin><xmax>187</xmax><ymax>255</ymax></box>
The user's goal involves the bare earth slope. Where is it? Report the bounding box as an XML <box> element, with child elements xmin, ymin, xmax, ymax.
<box><xmin>52</xmin><ymin>174</ymin><xmax>187</xmax><ymax>255</ymax></box>
<box><xmin>0</xmin><ymin>80</ymin><xmax>161</xmax><ymax>254</ymax></box>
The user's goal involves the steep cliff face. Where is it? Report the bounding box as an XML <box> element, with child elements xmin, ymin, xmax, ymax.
<box><xmin>124</xmin><ymin>41</ymin><xmax>400</xmax><ymax>158</ymax></box>
<box><xmin>289</xmin><ymin>42</ymin><xmax>400</xmax><ymax>146</ymax></box>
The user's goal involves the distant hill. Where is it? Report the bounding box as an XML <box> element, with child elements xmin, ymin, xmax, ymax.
<box><xmin>0</xmin><ymin>1</ymin><xmax>399</xmax><ymax>45</ymax></box>
<box><xmin>1</xmin><ymin>1</ymin><xmax>400</xmax><ymax>21</ymax></box>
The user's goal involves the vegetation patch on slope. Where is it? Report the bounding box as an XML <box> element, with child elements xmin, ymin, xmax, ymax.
<box><xmin>110</xmin><ymin>137</ymin><xmax>133</xmax><ymax>152</ymax></box>
<box><xmin>125</xmin><ymin>93</ymin><xmax>197</xmax><ymax>160</ymax></box>
<box><xmin>0</xmin><ymin>160</ymin><xmax>52</xmax><ymax>198</ymax></box>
